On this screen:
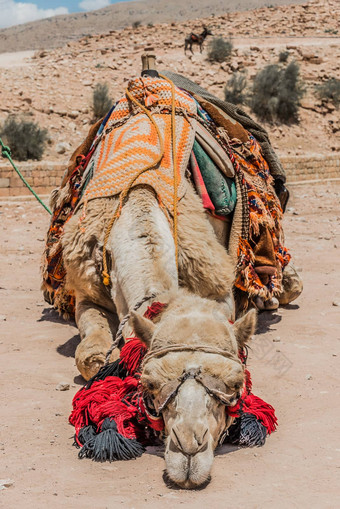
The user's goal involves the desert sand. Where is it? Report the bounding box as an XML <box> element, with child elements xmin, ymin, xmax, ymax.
<box><xmin>0</xmin><ymin>180</ymin><xmax>339</xmax><ymax>508</ymax></box>
<box><xmin>0</xmin><ymin>0</ymin><xmax>339</xmax><ymax>506</ymax></box>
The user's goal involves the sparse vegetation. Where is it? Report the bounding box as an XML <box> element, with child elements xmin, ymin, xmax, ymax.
<box><xmin>207</xmin><ymin>37</ymin><xmax>233</xmax><ymax>63</ymax></box>
<box><xmin>279</xmin><ymin>50</ymin><xmax>289</xmax><ymax>63</ymax></box>
<box><xmin>250</xmin><ymin>61</ymin><xmax>304</xmax><ymax>123</ymax></box>
<box><xmin>315</xmin><ymin>78</ymin><xmax>340</xmax><ymax>107</ymax></box>
<box><xmin>224</xmin><ymin>72</ymin><xmax>248</xmax><ymax>105</ymax></box>
<box><xmin>132</xmin><ymin>20</ymin><xmax>142</xmax><ymax>29</ymax></box>
<box><xmin>147</xmin><ymin>22</ymin><xmax>154</xmax><ymax>28</ymax></box>
<box><xmin>324</xmin><ymin>28</ymin><xmax>338</xmax><ymax>34</ymax></box>
<box><xmin>92</xmin><ymin>82</ymin><xmax>113</xmax><ymax>121</ymax></box>
<box><xmin>0</xmin><ymin>115</ymin><xmax>47</xmax><ymax>161</ymax></box>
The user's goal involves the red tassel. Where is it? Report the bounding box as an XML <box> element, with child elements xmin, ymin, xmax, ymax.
<box><xmin>242</xmin><ymin>393</ymin><xmax>278</xmax><ymax>434</ymax></box>
<box><xmin>119</xmin><ymin>337</ymin><xmax>147</xmax><ymax>375</ymax></box>
<box><xmin>144</xmin><ymin>301</ymin><xmax>167</xmax><ymax>321</ymax></box>
<box><xmin>69</xmin><ymin>376</ymin><xmax>141</xmax><ymax>440</ymax></box>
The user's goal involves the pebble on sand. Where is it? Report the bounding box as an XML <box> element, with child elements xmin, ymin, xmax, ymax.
<box><xmin>55</xmin><ymin>382</ymin><xmax>70</xmax><ymax>391</ymax></box>
<box><xmin>0</xmin><ymin>479</ymin><xmax>15</xmax><ymax>490</ymax></box>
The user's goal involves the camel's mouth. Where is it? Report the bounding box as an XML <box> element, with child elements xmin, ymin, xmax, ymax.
<box><xmin>164</xmin><ymin>435</ymin><xmax>214</xmax><ymax>489</ymax></box>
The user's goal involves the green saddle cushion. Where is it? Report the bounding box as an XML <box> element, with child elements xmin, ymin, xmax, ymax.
<box><xmin>193</xmin><ymin>139</ymin><xmax>237</xmax><ymax>216</ymax></box>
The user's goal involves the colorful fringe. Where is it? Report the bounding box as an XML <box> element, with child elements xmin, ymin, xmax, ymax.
<box><xmin>231</xmin><ymin>135</ymin><xmax>291</xmax><ymax>300</ymax></box>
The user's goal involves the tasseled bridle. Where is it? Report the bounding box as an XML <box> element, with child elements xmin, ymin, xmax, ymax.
<box><xmin>69</xmin><ymin>299</ymin><xmax>277</xmax><ymax>462</ymax></box>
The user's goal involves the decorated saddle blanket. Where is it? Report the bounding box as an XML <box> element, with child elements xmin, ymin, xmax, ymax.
<box><xmin>79</xmin><ymin>77</ymin><xmax>197</xmax><ymax>214</ymax></box>
<box><xmin>42</xmin><ymin>75</ymin><xmax>290</xmax><ymax>317</ymax></box>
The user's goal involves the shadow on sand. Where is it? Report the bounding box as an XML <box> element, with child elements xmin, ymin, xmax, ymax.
<box><xmin>56</xmin><ymin>334</ymin><xmax>80</xmax><ymax>358</ymax></box>
<box><xmin>256</xmin><ymin>310</ymin><xmax>282</xmax><ymax>334</ymax></box>
<box><xmin>38</xmin><ymin>307</ymin><xmax>75</xmax><ymax>326</ymax></box>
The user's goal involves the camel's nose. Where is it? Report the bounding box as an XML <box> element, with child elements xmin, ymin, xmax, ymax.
<box><xmin>171</xmin><ymin>422</ymin><xmax>209</xmax><ymax>456</ymax></box>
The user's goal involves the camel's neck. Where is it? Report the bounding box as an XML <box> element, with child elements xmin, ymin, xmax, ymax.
<box><xmin>110</xmin><ymin>187</ymin><xmax>178</xmax><ymax>317</ymax></box>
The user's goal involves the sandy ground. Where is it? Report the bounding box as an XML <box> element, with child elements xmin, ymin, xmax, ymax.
<box><xmin>0</xmin><ymin>180</ymin><xmax>339</xmax><ymax>508</ymax></box>
<box><xmin>0</xmin><ymin>51</ymin><xmax>35</xmax><ymax>68</ymax></box>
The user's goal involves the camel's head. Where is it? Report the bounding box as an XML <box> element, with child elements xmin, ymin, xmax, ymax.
<box><xmin>130</xmin><ymin>294</ymin><xmax>256</xmax><ymax>489</ymax></box>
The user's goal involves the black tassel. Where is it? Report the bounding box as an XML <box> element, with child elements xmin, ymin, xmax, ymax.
<box><xmin>77</xmin><ymin>425</ymin><xmax>97</xmax><ymax>457</ymax></box>
<box><xmin>77</xmin><ymin>418</ymin><xmax>145</xmax><ymax>462</ymax></box>
<box><xmin>225</xmin><ymin>416</ymin><xmax>241</xmax><ymax>444</ymax></box>
<box><xmin>238</xmin><ymin>413</ymin><xmax>267</xmax><ymax>447</ymax></box>
<box><xmin>225</xmin><ymin>413</ymin><xmax>267</xmax><ymax>447</ymax></box>
<box><xmin>84</xmin><ymin>359</ymin><xmax>128</xmax><ymax>390</ymax></box>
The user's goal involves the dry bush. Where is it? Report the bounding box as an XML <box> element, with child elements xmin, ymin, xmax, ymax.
<box><xmin>132</xmin><ymin>20</ymin><xmax>141</xmax><ymax>29</ymax></box>
<box><xmin>224</xmin><ymin>72</ymin><xmax>248</xmax><ymax>105</ymax></box>
<box><xmin>207</xmin><ymin>37</ymin><xmax>233</xmax><ymax>63</ymax></box>
<box><xmin>279</xmin><ymin>51</ymin><xmax>289</xmax><ymax>63</ymax></box>
<box><xmin>315</xmin><ymin>78</ymin><xmax>340</xmax><ymax>107</ymax></box>
<box><xmin>92</xmin><ymin>82</ymin><xmax>113</xmax><ymax>121</ymax></box>
<box><xmin>250</xmin><ymin>61</ymin><xmax>304</xmax><ymax>123</ymax></box>
<box><xmin>0</xmin><ymin>115</ymin><xmax>47</xmax><ymax>161</ymax></box>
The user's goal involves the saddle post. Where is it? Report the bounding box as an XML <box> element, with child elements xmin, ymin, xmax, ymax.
<box><xmin>141</xmin><ymin>49</ymin><xmax>159</xmax><ymax>78</ymax></box>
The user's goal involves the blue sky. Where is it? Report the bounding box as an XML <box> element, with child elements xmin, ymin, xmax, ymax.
<box><xmin>0</xmin><ymin>0</ymin><xmax>133</xmax><ymax>29</ymax></box>
<box><xmin>22</xmin><ymin>0</ymin><xmax>130</xmax><ymax>12</ymax></box>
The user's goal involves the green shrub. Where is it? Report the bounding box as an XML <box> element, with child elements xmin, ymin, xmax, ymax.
<box><xmin>250</xmin><ymin>61</ymin><xmax>304</xmax><ymax>123</ymax></box>
<box><xmin>207</xmin><ymin>37</ymin><xmax>233</xmax><ymax>63</ymax></box>
<box><xmin>279</xmin><ymin>50</ymin><xmax>289</xmax><ymax>63</ymax></box>
<box><xmin>315</xmin><ymin>78</ymin><xmax>340</xmax><ymax>107</ymax></box>
<box><xmin>224</xmin><ymin>72</ymin><xmax>248</xmax><ymax>105</ymax></box>
<box><xmin>0</xmin><ymin>115</ymin><xmax>47</xmax><ymax>161</ymax></box>
<box><xmin>92</xmin><ymin>82</ymin><xmax>113</xmax><ymax>120</ymax></box>
<box><xmin>132</xmin><ymin>20</ymin><xmax>141</xmax><ymax>29</ymax></box>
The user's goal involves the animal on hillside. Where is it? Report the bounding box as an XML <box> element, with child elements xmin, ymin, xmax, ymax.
<box><xmin>184</xmin><ymin>25</ymin><xmax>212</xmax><ymax>54</ymax></box>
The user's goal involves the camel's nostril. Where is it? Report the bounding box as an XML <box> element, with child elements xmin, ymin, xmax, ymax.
<box><xmin>195</xmin><ymin>428</ymin><xmax>208</xmax><ymax>446</ymax></box>
<box><xmin>172</xmin><ymin>427</ymin><xmax>183</xmax><ymax>451</ymax></box>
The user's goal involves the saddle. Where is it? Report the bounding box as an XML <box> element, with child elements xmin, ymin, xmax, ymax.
<box><xmin>42</xmin><ymin>75</ymin><xmax>290</xmax><ymax>316</ymax></box>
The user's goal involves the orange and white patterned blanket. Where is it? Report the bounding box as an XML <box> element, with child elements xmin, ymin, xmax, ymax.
<box><xmin>80</xmin><ymin>77</ymin><xmax>197</xmax><ymax>214</ymax></box>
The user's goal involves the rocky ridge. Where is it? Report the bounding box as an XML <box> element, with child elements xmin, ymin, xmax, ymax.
<box><xmin>0</xmin><ymin>0</ymin><xmax>339</xmax><ymax>162</ymax></box>
<box><xmin>0</xmin><ymin>0</ymin><xmax>311</xmax><ymax>54</ymax></box>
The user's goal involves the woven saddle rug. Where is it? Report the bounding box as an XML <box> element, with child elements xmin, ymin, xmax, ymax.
<box><xmin>42</xmin><ymin>75</ymin><xmax>290</xmax><ymax>317</ymax></box>
<box><xmin>79</xmin><ymin>76</ymin><xmax>196</xmax><ymax>214</ymax></box>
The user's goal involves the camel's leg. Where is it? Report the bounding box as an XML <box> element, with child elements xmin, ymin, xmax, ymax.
<box><xmin>75</xmin><ymin>298</ymin><xmax>120</xmax><ymax>381</ymax></box>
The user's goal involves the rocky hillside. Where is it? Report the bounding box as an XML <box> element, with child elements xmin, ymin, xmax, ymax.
<box><xmin>0</xmin><ymin>0</ymin><xmax>309</xmax><ymax>53</ymax></box>
<box><xmin>0</xmin><ymin>0</ymin><xmax>339</xmax><ymax>162</ymax></box>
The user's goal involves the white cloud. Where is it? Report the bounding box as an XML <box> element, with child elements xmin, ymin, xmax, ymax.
<box><xmin>79</xmin><ymin>0</ymin><xmax>110</xmax><ymax>11</ymax></box>
<box><xmin>0</xmin><ymin>1</ymin><xmax>69</xmax><ymax>29</ymax></box>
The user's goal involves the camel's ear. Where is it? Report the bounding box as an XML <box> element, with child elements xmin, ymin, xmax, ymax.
<box><xmin>232</xmin><ymin>309</ymin><xmax>257</xmax><ymax>348</ymax></box>
<box><xmin>130</xmin><ymin>311</ymin><xmax>155</xmax><ymax>347</ymax></box>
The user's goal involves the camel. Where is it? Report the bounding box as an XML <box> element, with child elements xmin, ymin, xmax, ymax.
<box><xmin>48</xmin><ymin>70</ymin><xmax>300</xmax><ymax>487</ymax></box>
<box><xmin>60</xmin><ymin>180</ymin><xmax>256</xmax><ymax>488</ymax></box>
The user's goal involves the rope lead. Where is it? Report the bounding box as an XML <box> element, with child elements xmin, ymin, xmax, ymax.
<box><xmin>0</xmin><ymin>137</ymin><xmax>52</xmax><ymax>214</ymax></box>
<box><xmin>101</xmin><ymin>76</ymin><xmax>179</xmax><ymax>287</ymax></box>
